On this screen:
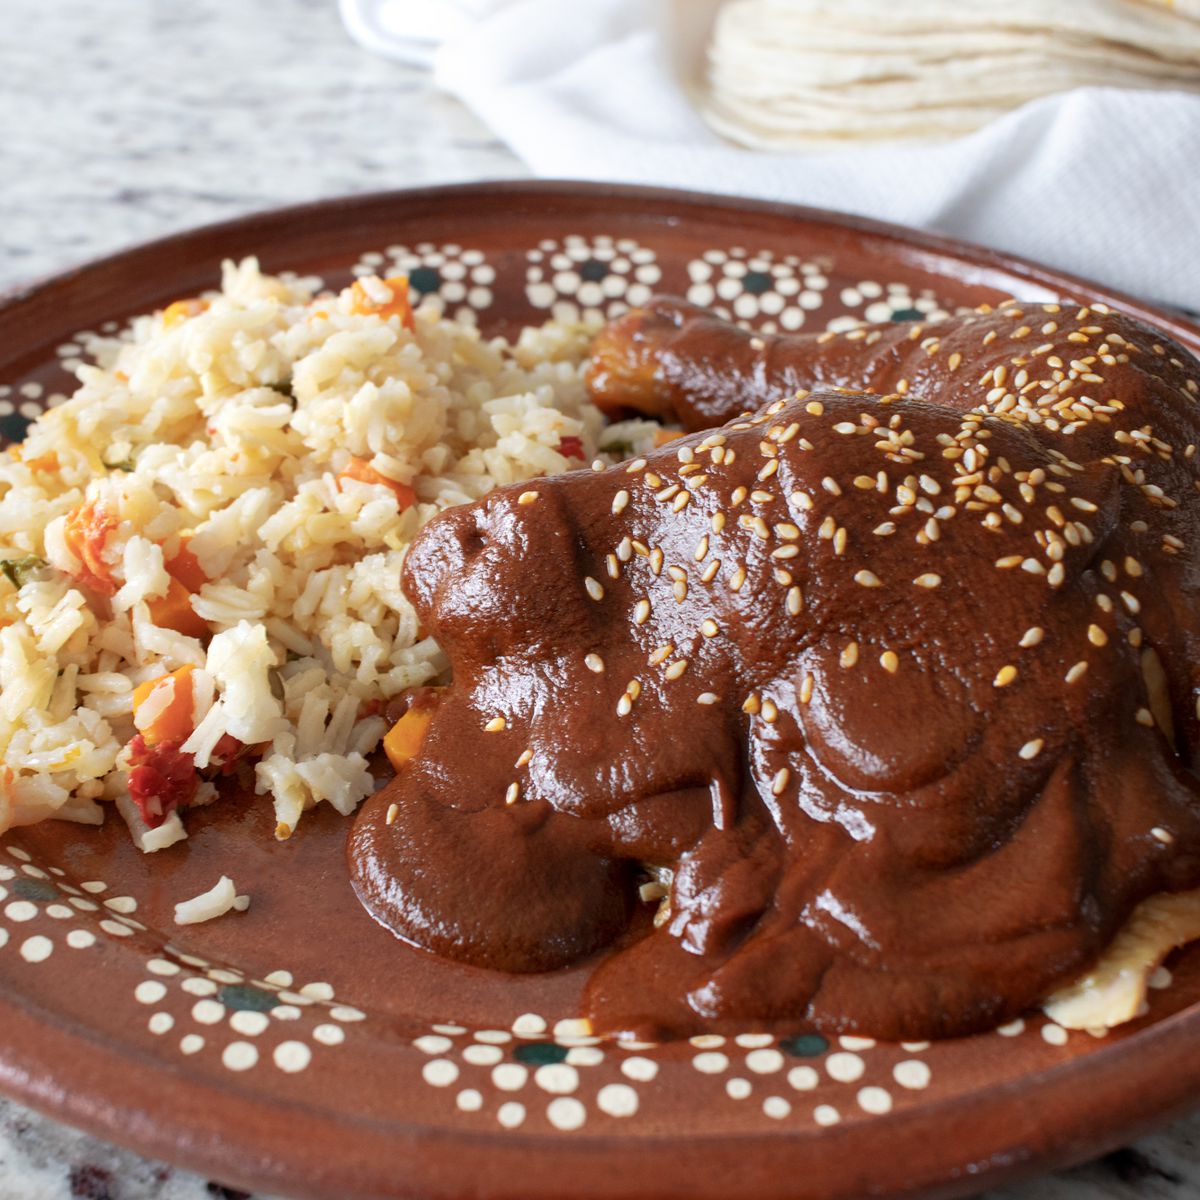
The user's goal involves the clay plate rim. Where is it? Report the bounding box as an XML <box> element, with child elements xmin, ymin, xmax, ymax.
<box><xmin>0</xmin><ymin>181</ymin><xmax>1198</xmax><ymax>1200</ymax></box>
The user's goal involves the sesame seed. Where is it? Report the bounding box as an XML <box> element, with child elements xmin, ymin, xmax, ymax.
<box><xmin>673</xmin><ymin>580</ymin><xmax>688</xmax><ymax>603</ymax></box>
<box><xmin>701</xmin><ymin>619</ymin><xmax>720</xmax><ymax>638</ymax></box>
<box><xmin>834</xmin><ymin>527</ymin><xmax>848</xmax><ymax>555</ymax></box>
<box><xmin>1047</xmin><ymin>562</ymin><xmax>1066</xmax><ymax>588</ymax></box>
<box><xmin>695</xmin><ymin>535</ymin><xmax>710</xmax><ymax>561</ymax></box>
<box><xmin>854</xmin><ymin>570</ymin><xmax>882</xmax><ymax>588</ymax></box>
<box><xmin>701</xmin><ymin>560</ymin><xmax>721</xmax><ymax>584</ymax></box>
<box><xmin>711</xmin><ymin>513</ymin><xmax>726</xmax><ymax>534</ymax></box>
<box><xmin>626</xmin><ymin>458</ymin><xmax>647</xmax><ymax>474</ymax></box>
<box><xmin>913</xmin><ymin>573</ymin><xmax>941</xmax><ymax>589</ymax></box>
<box><xmin>775</xmin><ymin>523</ymin><xmax>800</xmax><ymax>540</ymax></box>
<box><xmin>484</xmin><ymin>716</ymin><xmax>507</xmax><ymax>732</ymax></box>
<box><xmin>806</xmin><ymin>400</ymin><xmax>824</xmax><ymax>416</ymax></box>
<box><xmin>386</xmin><ymin>803</ymin><xmax>399</xmax><ymax>825</ymax></box>
<box><xmin>655</xmin><ymin>484</ymin><xmax>680</xmax><ymax>503</ymax></box>
<box><xmin>612</xmin><ymin>490</ymin><xmax>630</xmax><ymax>515</ymax></box>
<box><xmin>771</xmin><ymin>768</ymin><xmax>790</xmax><ymax>796</ymax></box>
<box><xmin>874</xmin><ymin>522</ymin><xmax>896</xmax><ymax>537</ymax></box>
<box><xmin>731</xmin><ymin>486</ymin><xmax>748</xmax><ymax>506</ymax></box>
<box><xmin>1121</xmin><ymin>591</ymin><xmax>1141</xmax><ymax>614</ymax></box>
<box><xmin>1136</xmin><ymin>708</ymin><xmax>1155</xmax><ymax>727</ymax></box>
<box><xmin>616</xmin><ymin>694</ymin><xmax>633</xmax><ymax>717</ymax></box>
<box><xmin>833</xmin><ymin>422</ymin><xmax>857</xmax><ymax>435</ymax></box>
<box><xmin>649</xmin><ymin>548</ymin><xmax>664</xmax><ymax>576</ymax></box>
<box><xmin>1152</xmin><ymin>827</ymin><xmax>1175</xmax><ymax>845</ymax></box>
<box><xmin>1019</xmin><ymin>626</ymin><xmax>1044</xmax><ymax>647</ymax></box>
<box><xmin>1070</xmin><ymin>497</ymin><xmax>1098</xmax><ymax>513</ymax></box>
<box><xmin>505</xmin><ymin>782</ymin><xmax>520</xmax><ymax>805</ymax></box>
<box><xmin>634</xmin><ymin>599</ymin><xmax>651</xmax><ymax>625</ymax></box>
<box><xmin>1019</xmin><ymin>739</ymin><xmax>1044</xmax><ymax>760</ymax></box>
<box><xmin>742</xmin><ymin>694</ymin><xmax>761</xmax><ymax>715</ymax></box>
<box><xmin>840</xmin><ymin>642</ymin><xmax>859</xmax><ymax>669</ymax></box>
<box><xmin>606</xmin><ymin>554</ymin><xmax>621</xmax><ymax>579</ymax></box>
<box><xmin>1065</xmin><ymin>661</ymin><xmax>1089</xmax><ymax>684</ymax></box>
<box><xmin>994</xmin><ymin>665</ymin><xmax>1018</xmax><ymax>688</ymax></box>
<box><xmin>1087</xmin><ymin>624</ymin><xmax>1108</xmax><ymax>647</ymax></box>
<box><xmin>515</xmin><ymin>748</ymin><xmax>533</xmax><ymax>768</ymax></box>
<box><xmin>1124</xmin><ymin>556</ymin><xmax>1143</xmax><ymax>577</ymax></box>
<box><xmin>799</xmin><ymin>674</ymin><xmax>814</xmax><ymax>704</ymax></box>
<box><xmin>759</xmin><ymin>460</ymin><xmax>780</xmax><ymax>481</ymax></box>
<box><xmin>672</xmin><ymin>491</ymin><xmax>691</xmax><ymax>512</ymax></box>
<box><xmin>762</xmin><ymin>699</ymin><xmax>778</xmax><ymax>722</ymax></box>
<box><xmin>772</xmin><ymin>545</ymin><xmax>800</xmax><ymax>560</ymax></box>
<box><xmin>880</xmin><ymin>650</ymin><xmax>899</xmax><ymax>673</ymax></box>
<box><xmin>584</xmin><ymin>577</ymin><xmax>605</xmax><ymax>601</ymax></box>
<box><xmin>518</xmin><ymin>491</ymin><xmax>539</xmax><ymax>505</ymax></box>
<box><xmin>649</xmin><ymin>644</ymin><xmax>674</xmax><ymax>666</ymax></box>
<box><xmin>787</xmin><ymin>587</ymin><xmax>803</xmax><ymax>616</ymax></box>
<box><xmin>729</xmin><ymin>567</ymin><xmax>747</xmax><ymax>592</ymax></box>
<box><xmin>584</xmin><ymin>653</ymin><xmax>605</xmax><ymax>674</ymax></box>
<box><xmin>664</xmin><ymin>659</ymin><xmax>689</xmax><ymax>681</ymax></box>
<box><xmin>697</xmin><ymin>692</ymin><xmax>719</xmax><ymax>705</ymax></box>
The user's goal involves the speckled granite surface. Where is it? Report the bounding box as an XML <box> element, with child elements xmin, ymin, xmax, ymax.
<box><xmin>1</xmin><ymin>2</ymin><xmax>1199</xmax><ymax>1197</ymax></box>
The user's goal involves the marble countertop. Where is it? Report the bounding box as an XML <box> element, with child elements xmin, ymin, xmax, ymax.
<box><xmin>1</xmin><ymin>2</ymin><xmax>1198</xmax><ymax>1197</ymax></box>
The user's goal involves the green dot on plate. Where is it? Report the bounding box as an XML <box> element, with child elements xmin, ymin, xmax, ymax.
<box><xmin>514</xmin><ymin>1042</ymin><xmax>570</xmax><ymax>1065</ymax></box>
<box><xmin>218</xmin><ymin>984</ymin><xmax>279</xmax><ymax>1012</ymax></box>
<box><xmin>407</xmin><ymin>266</ymin><xmax>441</xmax><ymax>293</ymax></box>
<box><xmin>780</xmin><ymin>1034</ymin><xmax>829</xmax><ymax>1057</ymax></box>
<box><xmin>890</xmin><ymin>307</ymin><xmax>923</xmax><ymax>322</ymax></box>
<box><xmin>12</xmin><ymin>879</ymin><xmax>57</xmax><ymax>901</ymax></box>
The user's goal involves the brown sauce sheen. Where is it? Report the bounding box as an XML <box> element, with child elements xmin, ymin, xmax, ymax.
<box><xmin>349</xmin><ymin>298</ymin><xmax>1200</xmax><ymax>1041</ymax></box>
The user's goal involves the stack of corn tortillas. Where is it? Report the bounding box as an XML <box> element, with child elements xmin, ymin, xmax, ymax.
<box><xmin>703</xmin><ymin>0</ymin><xmax>1200</xmax><ymax>149</ymax></box>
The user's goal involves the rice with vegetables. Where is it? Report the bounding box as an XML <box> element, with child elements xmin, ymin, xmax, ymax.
<box><xmin>0</xmin><ymin>260</ymin><xmax>658</xmax><ymax>851</ymax></box>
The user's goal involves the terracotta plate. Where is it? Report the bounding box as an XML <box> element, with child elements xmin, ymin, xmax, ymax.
<box><xmin>1</xmin><ymin>183</ymin><xmax>1199</xmax><ymax>1200</ymax></box>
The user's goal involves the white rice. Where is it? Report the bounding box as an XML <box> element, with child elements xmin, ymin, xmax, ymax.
<box><xmin>173</xmin><ymin>874</ymin><xmax>250</xmax><ymax>925</ymax></box>
<box><xmin>0</xmin><ymin>259</ymin><xmax>660</xmax><ymax>847</ymax></box>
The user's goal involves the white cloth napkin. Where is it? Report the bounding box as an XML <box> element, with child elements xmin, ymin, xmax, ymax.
<box><xmin>341</xmin><ymin>0</ymin><xmax>1200</xmax><ymax>312</ymax></box>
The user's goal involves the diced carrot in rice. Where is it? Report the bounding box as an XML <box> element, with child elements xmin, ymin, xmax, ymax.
<box><xmin>337</xmin><ymin>458</ymin><xmax>417</xmax><ymax>511</ymax></box>
<box><xmin>147</xmin><ymin>576</ymin><xmax>209</xmax><ymax>639</ymax></box>
<box><xmin>165</xmin><ymin>536</ymin><xmax>208</xmax><ymax>592</ymax></box>
<box><xmin>132</xmin><ymin>666</ymin><xmax>196</xmax><ymax>745</ymax></box>
<box><xmin>349</xmin><ymin>275</ymin><xmax>415</xmax><ymax>330</ymax></box>
<box><xmin>383</xmin><ymin>706</ymin><xmax>435</xmax><ymax>771</ymax></box>
<box><xmin>62</xmin><ymin>501</ymin><xmax>119</xmax><ymax>596</ymax></box>
<box><xmin>161</xmin><ymin>298</ymin><xmax>210</xmax><ymax>328</ymax></box>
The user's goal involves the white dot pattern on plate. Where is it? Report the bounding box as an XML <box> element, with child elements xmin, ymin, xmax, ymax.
<box><xmin>526</xmin><ymin>235</ymin><xmax>658</xmax><ymax>323</ymax></box>
<box><xmin>596</xmin><ymin>1083</ymin><xmax>639</xmax><ymax>1118</ymax></box>
<box><xmin>222</xmin><ymin>1042</ymin><xmax>258</xmax><ymax>1072</ymax></box>
<box><xmin>686</xmin><ymin>248</ymin><xmax>830</xmax><ymax>334</ymax></box>
<box><xmin>546</xmin><ymin>1097</ymin><xmax>587</xmax><ymax>1131</ymax></box>
<box><xmin>274</xmin><ymin>1041</ymin><xmax>313</xmax><ymax>1074</ymax></box>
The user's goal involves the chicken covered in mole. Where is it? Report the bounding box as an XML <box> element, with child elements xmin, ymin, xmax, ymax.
<box><xmin>349</xmin><ymin>297</ymin><xmax>1200</xmax><ymax>1041</ymax></box>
